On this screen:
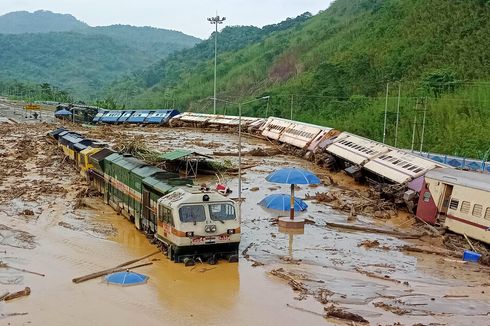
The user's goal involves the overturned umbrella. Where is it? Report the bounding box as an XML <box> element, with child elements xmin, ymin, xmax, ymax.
<box><xmin>266</xmin><ymin>167</ymin><xmax>320</xmax><ymax>220</ymax></box>
<box><xmin>105</xmin><ymin>270</ymin><xmax>149</xmax><ymax>286</ymax></box>
<box><xmin>259</xmin><ymin>194</ymin><xmax>308</xmax><ymax>212</ymax></box>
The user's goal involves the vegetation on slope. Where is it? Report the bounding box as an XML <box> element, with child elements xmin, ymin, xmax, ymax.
<box><xmin>0</xmin><ymin>10</ymin><xmax>88</xmax><ymax>34</ymax></box>
<box><xmin>0</xmin><ymin>11</ymin><xmax>200</xmax><ymax>99</ymax></box>
<box><xmin>106</xmin><ymin>0</ymin><xmax>490</xmax><ymax>159</ymax></box>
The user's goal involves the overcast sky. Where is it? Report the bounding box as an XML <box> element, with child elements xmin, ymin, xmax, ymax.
<box><xmin>0</xmin><ymin>0</ymin><xmax>333</xmax><ymax>39</ymax></box>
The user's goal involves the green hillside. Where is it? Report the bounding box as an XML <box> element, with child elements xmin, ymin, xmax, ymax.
<box><xmin>106</xmin><ymin>0</ymin><xmax>490</xmax><ymax>159</ymax></box>
<box><xmin>78</xmin><ymin>25</ymin><xmax>200</xmax><ymax>58</ymax></box>
<box><xmin>0</xmin><ymin>11</ymin><xmax>200</xmax><ymax>98</ymax></box>
<box><xmin>0</xmin><ymin>10</ymin><xmax>88</xmax><ymax>33</ymax></box>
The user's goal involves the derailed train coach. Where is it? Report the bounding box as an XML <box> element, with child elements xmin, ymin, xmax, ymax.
<box><xmin>50</xmin><ymin>129</ymin><xmax>240</xmax><ymax>265</ymax></box>
<box><xmin>416</xmin><ymin>168</ymin><xmax>490</xmax><ymax>244</ymax></box>
<box><xmin>169</xmin><ymin>112</ymin><xmax>265</xmax><ymax>129</ymax></box>
<box><xmin>93</xmin><ymin>109</ymin><xmax>180</xmax><ymax>125</ymax></box>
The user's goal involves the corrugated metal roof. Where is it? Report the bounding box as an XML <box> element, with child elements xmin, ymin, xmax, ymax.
<box><xmin>426</xmin><ymin>168</ymin><xmax>490</xmax><ymax>192</ymax></box>
<box><xmin>160</xmin><ymin>149</ymin><xmax>193</xmax><ymax>161</ymax></box>
<box><xmin>159</xmin><ymin>149</ymin><xmax>212</xmax><ymax>161</ymax></box>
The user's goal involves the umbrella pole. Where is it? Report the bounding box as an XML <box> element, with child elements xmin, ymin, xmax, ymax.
<box><xmin>290</xmin><ymin>184</ymin><xmax>295</xmax><ymax>220</ymax></box>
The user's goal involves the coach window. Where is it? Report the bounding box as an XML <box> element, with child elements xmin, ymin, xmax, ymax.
<box><xmin>472</xmin><ymin>204</ymin><xmax>483</xmax><ymax>218</ymax></box>
<box><xmin>461</xmin><ymin>201</ymin><xmax>471</xmax><ymax>214</ymax></box>
<box><xmin>449</xmin><ymin>199</ymin><xmax>459</xmax><ymax>210</ymax></box>
<box><xmin>485</xmin><ymin>207</ymin><xmax>490</xmax><ymax>220</ymax></box>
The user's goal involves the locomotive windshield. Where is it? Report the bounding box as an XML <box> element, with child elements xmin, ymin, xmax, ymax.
<box><xmin>209</xmin><ymin>203</ymin><xmax>236</xmax><ymax>221</ymax></box>
<box><xmin>179</xmin><ymin>205</ymin><xmax>206</xmax><ymax>223</ymax></box>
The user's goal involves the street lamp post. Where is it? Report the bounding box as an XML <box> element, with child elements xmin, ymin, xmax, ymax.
<box><xmin>210</xmin><ymin>96</ymin><xmax>270</xmax><ymax>203</ymax></box>
<box><xmin>207</xmin><ymin>14</ymin><xmax>226</xmax><ymax>115</ymax></box>
<box><xmin>237</xmin><ymin>96</ymin><xmax>270</xmax><ymax>202</ymax></box>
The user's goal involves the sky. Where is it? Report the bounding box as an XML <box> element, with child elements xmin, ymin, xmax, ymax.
<box><xmin>0</xmin><ymin>0</ymin><xmax>333</xmax><ymax>39</ymax></box>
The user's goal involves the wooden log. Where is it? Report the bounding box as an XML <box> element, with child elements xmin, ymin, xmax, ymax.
<box><xmin>324</xmin><ymin>221</ymin><xmax>422</xmax><ymax>239</ymax></box>
<box><xmin>0</xmin><ymin>292</ymin><xmax>9</xmax><ymax>301</ymax></box>
<box><xmin>115</xmin><ymin>250</ymin><xmax>160</xmax><ymax>268</ymax></box>
<box><xmin>0</xmin><ymin>262</ymin><xmax>45</xmax><ymax>277</ymax></box>
<box><xmin>72</xmin><ymin>250</ymin><xmax>160</xmax><ymax>284</ymax></box>
<box><xmin>401</xmin><ymin>245</ymin><xmax>460</xmax><ymax>259</ymax></box>
<box><xmin>4</xmin><ymin>287</ymin><xmax>30</xmax><ymax>301</ymax></box>
<box><xmin>72</xmin><ymin>262</ymin><xmax>153</xmax><ymax>284</ymax></box>
<box><xmin>324</xmin><ymin>305</ymin><xmax>368</xmax><ymax>323</ymax></box>
<box><xmin>463</xmin><ymin>233</ymin><xmax>477</xmax><ymax>252</ymax></box>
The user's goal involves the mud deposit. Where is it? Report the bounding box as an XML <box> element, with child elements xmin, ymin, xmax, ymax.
<box><xmin>0</xmin><ymin>116</ymin><xmax>489</xmax><ymax>325</ymax></box>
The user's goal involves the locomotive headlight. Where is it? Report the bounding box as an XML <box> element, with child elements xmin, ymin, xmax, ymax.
<box><xmin>205</xmin><ymin>225</ymin><xmax>217</xmax><ymax>233</ymax></box>
<box><xmin>227</xmin><ymin>229</ymin><xmax>235</xmax><ymax>234</ymax></box>
<box><xmin>186</xmin><ymin>231</ymin><xmax>194</xmax><ymax>237</ymax></box>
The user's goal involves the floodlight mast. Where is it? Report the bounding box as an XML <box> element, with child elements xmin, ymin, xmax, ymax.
<box><xmin>207</xmin><ymin>14</ymin><xmax>226</xmax><ymax>115</ymax></box>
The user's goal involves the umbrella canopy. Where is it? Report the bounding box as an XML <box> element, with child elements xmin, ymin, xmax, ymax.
<box><xmin>54</xmin><ymin>109</ymin><xmax>72</xmax><ymax>117</ymax></box>
<box><xmin>259</xmin><ymin>194</ymin><xmax>308</xmax><ymax>212</ymax></box>
<box><xmin>105</xmin><ymin>271</ymin><xmax>149</xmax><ymax>286</ymax></box>
<box><xmin>266</xmin><ymin>167</ymin><xmax>320</xmax><ymax>185</ymax></box>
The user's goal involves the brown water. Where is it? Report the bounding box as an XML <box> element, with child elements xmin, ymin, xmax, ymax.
<box><xmin>1</xmin><ymin>121</ymin><xmax>489</xmax><ymax>325</ymax></box>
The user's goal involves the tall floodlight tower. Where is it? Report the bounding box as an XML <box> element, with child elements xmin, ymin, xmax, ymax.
<box><xmin>207</xmin><ymin>14</ymin><xmax>226</xmax><ymax>115</ymax></box>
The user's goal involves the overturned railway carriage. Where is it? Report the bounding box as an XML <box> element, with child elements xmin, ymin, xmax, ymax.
<box><xmin>259</xmin><ymin>117</ymin><xmax>341</xmax><ymax>161</ymax></box>
<box><xmin>51</xmin><ymin>129</ymin><xmax>240</xmax><ymax>263</ymax></box>
<box><xmin>416</xmin><ymin>168</ymin><xmax>490</xmax><ymax>244</ymax></box>
<box><xmin>170</xmin><ymin>112</ymin><xmax>264</xmax><ymax>129</ymax></box>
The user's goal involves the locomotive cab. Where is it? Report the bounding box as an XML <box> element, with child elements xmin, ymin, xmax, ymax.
<box><xmin>156</xmin><ymin>186</ymin><xmax>240</xmax><ymax>264</ymax></box>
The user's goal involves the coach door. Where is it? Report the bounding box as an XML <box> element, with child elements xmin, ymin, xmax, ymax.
<box><xmin>439</xmin><ymin>184</ymin><xmax>454</xmax><ymax>215</ymax></box>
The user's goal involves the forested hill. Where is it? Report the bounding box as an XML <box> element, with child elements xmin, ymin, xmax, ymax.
<box><xmin>0</xmin><ymin>10</ymin><xmax>200</xmax><ymax>98</ymax></box>
<box><xmin>106</xmin><ymin>0</ymin><xmax>490</xmax><ymax>158</ymax></box>
<box><xmin>0</xmin><ymin>10</ymin><xmax>88</xmax><ymax>33</ymax></box>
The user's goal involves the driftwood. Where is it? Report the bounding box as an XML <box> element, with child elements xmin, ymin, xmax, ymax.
<box><xmin>270</xmin><ymin>269</ymin><xmax>308</xmax><ymax>293</ymax></box>
<box><xmin>72</xmin><ymin>262</ymin><xmax>153</xmax><ymax>284</ymax></box>
<box><xmin>324</xmin><ymin>305</ymin><xmax>368</xmax><ymax>323</ymax></box>
<box><xmin>114</xmin><ymin>250</ymin><xmax>160</xmax><ymax>268</ymax></box>
<box><xmin>0</xmin><ymin>261</ymin><xmax>45</xmax><ymax>277</ymax></box>
<box><xmin>72</xmin><ymin>250</ymin><xmax>160</xmax><ymax>284</ymax></box>
<box><xmin>0</xmin><ymin>292</ymin><xmax>9</xmax><ymax>301</ymax></box>
<box><xmin>401</xmin><ymin>245</ymin><xmax>460</xmax><ymax>259</ymax></box>
<box><xmin>4</xmin><ymin>287</ymin><xmax>30</xmax><ymax>301</ymax></box>
<box><xmin>325</xmin><ymin>221</ymin><xmax>422</xmax><ymax>239</ymax></box>
<box><xmin>354</xmin><ymin>267</ymin><xmax>405</xmax><ymax>285</ymax></box>
<box><xmin>463</xmin><ymin>233</ymin><xmax>477</xmax><ymax>252</ymax></box>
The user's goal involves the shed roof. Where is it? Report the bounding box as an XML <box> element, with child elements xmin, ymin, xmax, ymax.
<box><xmin>160</xmin><ymin>149</ymin><xmax>212</xmax><ymax>161</ymax></box>
<box><xmin>426</xmin><ymin>168</ymin><xmax>490</xmax><ymax>192</ymax></box>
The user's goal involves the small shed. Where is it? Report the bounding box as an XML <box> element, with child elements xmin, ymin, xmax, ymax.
<box><xmin>159</xmin><ymin>149</ymin><xmax>213</xmax><ymax>178</ymax></box>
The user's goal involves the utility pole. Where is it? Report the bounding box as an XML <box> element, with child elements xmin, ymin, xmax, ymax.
<box><xmin>411</xmin><ymin>115</ymin><xmax>417</xmax><ymax>152</ymax></box>
<box><xmin>420</xmin><ymin>97</ymin><xmax>427</xmax><ymax>153</ymax></box>
<box><xmin>383</xmin><ymin>83</ymin><xmax>389</xmax><ymax>144</ymax></box>
<box><xmin>290</xmin><ymin>95</ymin><xmax>294</xmax><ymax>120</ymax></box>
<box><xmin>265</xmin><ymin>96</ymin><xmax>270</xmax><ymax>118</ymax></box>
<box><xmin>394</xmin><ymin>82</ymin><xmax>401</xmax><ymax>148</ymax></box>
<box><xmin>207</xmin><ymin>14</ymin><xmax>226</xmax><ymax>115</ymax></box>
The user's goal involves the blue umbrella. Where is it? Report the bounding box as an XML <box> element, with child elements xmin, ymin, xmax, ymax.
<box><xmin>105</xmin><ymin>271</ymin><xmax>149</xmax><ymax>286</ymax></box>
<box><xmin>259</xmin><ymin>194</ymin><xmax>308</xmax><ymax>212</ymax></box>
<box><xmin>266</xmin><ymin>167</ymin><xmax>320</xmax><ymax>220</ymax></box>
<box><xmin>266</xmin><ymin>167</ymin><xmax>320</xmax><ymax>185</ymax></box>
<box><xmin>54</xmin><ymin>109</ymin><xmax>72</xmax><ymax>117</ymax></box>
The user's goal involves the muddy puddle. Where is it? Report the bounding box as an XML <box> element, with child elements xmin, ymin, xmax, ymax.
<box><xmin>0</xmin><ymin>119</ymin><xmax>489</xmax><ymax>325</ymax></box>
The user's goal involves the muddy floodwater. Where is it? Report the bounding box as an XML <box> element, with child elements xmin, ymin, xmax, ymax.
<box><xmin>0</xmin><ymin>110</ymin><xmax>489</xmax><ymax>325</ymax></box>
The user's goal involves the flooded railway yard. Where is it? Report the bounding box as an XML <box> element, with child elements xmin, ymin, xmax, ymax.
<box><xmin>0</xmin><ymin>106</ymin><xmax>489</xmax><ymax>325</ymax></box>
